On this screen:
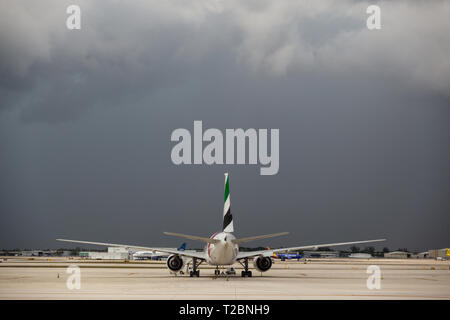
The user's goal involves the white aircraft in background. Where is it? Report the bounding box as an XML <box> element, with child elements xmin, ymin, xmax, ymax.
<box><xmin>57</xmin><ymin>173</ymin><xmax>386</xmax><ymax>277</ymax></box>
<box><xmin>132</xmin><ymin>242</ymin><xmax>187</xmax><ymax>260</ymax></box>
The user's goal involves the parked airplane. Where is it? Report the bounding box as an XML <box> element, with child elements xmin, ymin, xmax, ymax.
<box><xmin>133</xmin><ymin>243</ymin><xmax>186</xmax><ymax>260</ymax></box>
<box><xmin>57</xmin><ymin>173</ymin><xmax>386</xmax><ymax>277</ymax></box>
<box><xmin>269</xmin><ymin>249</ymin><xmax>302</xmax><ymax>261</ymax></box>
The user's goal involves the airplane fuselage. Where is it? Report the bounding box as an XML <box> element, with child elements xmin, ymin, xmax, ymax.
<box><xmin>205</xmin><ymin>232</ymin><xmax>239</xmax><ymax>265</ymax></box>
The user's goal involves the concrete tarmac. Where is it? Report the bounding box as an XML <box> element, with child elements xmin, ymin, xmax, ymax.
<box><xmin>0</xmin><ymin>257</ymin><xmax>449</xmax><ymax>299</ymax></box>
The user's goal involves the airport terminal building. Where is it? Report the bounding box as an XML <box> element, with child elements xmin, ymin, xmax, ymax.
<box><xmin>79</xmin><ymin>247</ymin><xmax>131</xmax><ymax>260</ymax></box>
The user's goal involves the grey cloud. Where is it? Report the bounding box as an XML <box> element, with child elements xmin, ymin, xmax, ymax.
<box><xmin>1</xmin><ymin>0</ymin><xmax>450</xmax><ymax>122</ymax></box>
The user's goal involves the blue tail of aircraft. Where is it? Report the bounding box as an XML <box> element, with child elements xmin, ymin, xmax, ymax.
<box><xmin>177</xmin><ymin>242</ymin><xmax>186</xmax><ymax>251</ymax></box>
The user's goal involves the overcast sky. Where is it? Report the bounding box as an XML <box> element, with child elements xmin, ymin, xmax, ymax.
<box><xmin>0</xmin><ymin>0</ymin><xmax>449</xmax><ymax>252</ymax></box>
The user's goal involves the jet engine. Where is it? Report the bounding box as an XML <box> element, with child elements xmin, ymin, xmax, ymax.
<box><xmin>166</xmin><ymin>254</ymin><xmax>185</xmax><ymax>272</ymax></box>
<box><xmin>253</xmin><ymin>256</ymin><xmax>272</xmax><ymax>272</ymax></box>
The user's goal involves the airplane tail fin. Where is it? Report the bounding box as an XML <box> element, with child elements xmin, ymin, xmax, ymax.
<box><xmin>223</xmin><ymin>173</ymin><xmax>234</xmax><ymax>233</ymax></box>
<box><xmin>178</xmin><ymin>242</ymin><xmax>186</xmax><ymax>251</ymax></box>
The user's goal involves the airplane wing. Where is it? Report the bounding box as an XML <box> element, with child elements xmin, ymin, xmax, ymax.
<box><xmin>236</xmin><ymin>238</ymin><xmax>386</xmax><ymax>260</ymax></box>
<box><xmin>56</xmin><ymin>238</ymin><xmax>207</xmax><ymax>260</ymax></box>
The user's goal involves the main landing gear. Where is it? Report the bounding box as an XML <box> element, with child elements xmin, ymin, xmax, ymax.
<box><xmin>190</xmin><ymin>257</ymin><xmax>202</xmax><ymax>277</ymax></box>
<box><xmin>214</xmin><ymin>266</ymin><xmax>220</xmax><ymax>276</ymax></box>
<box><xmin>239</xmin><ymin>258</ymin><xmax>252</xmax><ymax>277</ymax></box>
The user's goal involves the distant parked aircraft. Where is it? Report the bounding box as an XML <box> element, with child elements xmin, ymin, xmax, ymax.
<box><xmin>268</xmin><ymin>248</ymin><xmax>302</xmax><ymax>261</ymax></box>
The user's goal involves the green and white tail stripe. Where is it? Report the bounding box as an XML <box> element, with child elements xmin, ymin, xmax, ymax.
<box><xmin>223</xmin><ymin>173</ymin><xmax>234</xmax><ymax>232</ymax></box>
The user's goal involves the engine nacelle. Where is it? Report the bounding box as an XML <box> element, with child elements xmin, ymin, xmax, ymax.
<box><xmin>166</xmin><ymin>254</ymin><xmax>185</xmax><ymax>272</ymax></box>
<box><xmin>253</xmin><ymin>256</ymin><xmax>272</xmax><ymax>272</ymax></box>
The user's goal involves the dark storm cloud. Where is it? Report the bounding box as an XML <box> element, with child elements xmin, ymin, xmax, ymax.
<box><xmin>0</xmin><ymin>0</ymin><xmax>449</xmax><ymax>252</ymax></box>
<box><xmin>1</xmin><ymin>0</ymin><xmax>449</xmax><ymax>121</ymax></box>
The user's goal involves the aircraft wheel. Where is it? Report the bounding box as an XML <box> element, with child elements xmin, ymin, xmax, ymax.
<box><xmin>190</xmin><ymin>270</ymin><xmax>200</xmax><ymax>277</ymax></box>
<box><xmin>241</xmin><ymin>271</ymin><xmax>252</xmax><ymax>277</ymax></box>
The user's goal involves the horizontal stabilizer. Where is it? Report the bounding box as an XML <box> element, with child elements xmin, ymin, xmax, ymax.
<box><xmin>163</xmin><ymin>232</ymin><xmax>220</xmax><ymax>244</ymax></box>
<box><xmin>232</xmin><ymin>232</ymin><xmax>289</xmax><ymax>244</ymax></box>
